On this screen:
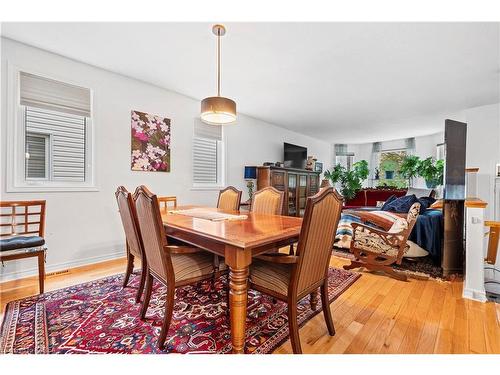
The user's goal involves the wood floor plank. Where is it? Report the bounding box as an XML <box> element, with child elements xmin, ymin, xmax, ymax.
<box><xmin>1</xmin><ymin>254</ymin><xmax>499</xmax><ymax>354</ymax></box>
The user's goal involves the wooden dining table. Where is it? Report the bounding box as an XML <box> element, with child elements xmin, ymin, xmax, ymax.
<box><xmin>161</xmin><ymin>206</ymin><xmax>303</xmax><ymax>354</ymax></box>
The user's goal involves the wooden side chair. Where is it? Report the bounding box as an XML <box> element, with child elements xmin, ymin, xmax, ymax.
<box><xmin>0</xmin><ymin>200</ymin><xmax>47</xmax><ymax>293</ymax></box>
<box><xmin>250</xmin><ymin>186</ymin><xmax>284</xmax><ymax>215</ymax></box>
<box><xmin>133</xmin><ymin>185</ymin><xmax>227</xmax><ymax>350</ymax></box>
<box><xmin>115</xmin><ymin>186</ymin><xmax>148</xmax><ymax>303</ymax></box>
<box><xmin>158</xmin><ymin>196</ymin><xmax>177</xmax><ymax>212</ymax></box>
<box><xmin>343</xmin><ymin>202</ymin><xmax>421</xmax><ymax>281</ymax></box>
<box><xmin>217</xmin><ymin>186</ymin><xmax>242</xmax><ymax>211</ymax></box>
<box><xmin>249</xmin><ymin>187</ymin><xmax>343</xmax><ymax>354</ymax></box>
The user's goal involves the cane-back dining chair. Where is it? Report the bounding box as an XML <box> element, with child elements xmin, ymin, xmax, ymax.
<box><xmin>115</xmin><ymin>186</ymin><xmax>148</xmax><ymax>303</ymax></box>
<box><xmin>343</xmin><ymin>202</ymin><xmax>421</xmax><ymax>281</ymax></box>
<box><xmin>158</xmin><ymin>196</ymin><xmax>178</xmax><ymax>212</ymax></box>
<box><xmin>250</xmin><ymin>186</ymin><xmax>284</xmax><ymax>215</ymax></box>
<box><xmin>249</xmin><ymin>187</ymin><xmax>343</xmax><ymax>354</ymax></box>
<box><xmin>217</xmin><ymin>186</ymin><xmax>242</xmax><ymax>211</ymax></box>
<box><xmin>133</xmin><ymin>185</ymin><xmax>226</xmax><ymax>350</ymax></box>
<box><xmin>0</xmin><ymin>200</ymin><xmax>47</xmax><ymax>294</ymax></box>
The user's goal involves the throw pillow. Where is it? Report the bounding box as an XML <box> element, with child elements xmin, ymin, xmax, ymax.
<box><xmin>380</xmin><ymin>194</ymin><xmax>397</xmax><ymax>211</ymax></box>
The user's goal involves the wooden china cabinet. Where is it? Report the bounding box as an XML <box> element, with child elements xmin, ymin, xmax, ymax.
<box><xmin>256</xmin><ymin>166</ymin><xmax>320</xmax><ymax>217</ymax></box>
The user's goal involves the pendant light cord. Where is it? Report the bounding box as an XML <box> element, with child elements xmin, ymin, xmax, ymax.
<box><xmin>217</xmin><ymin>29</ymin><xmax>221</xmax><ymax>97</ymax></box>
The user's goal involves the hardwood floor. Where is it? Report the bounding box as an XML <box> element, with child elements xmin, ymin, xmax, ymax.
<box><xmin>0</xmin><ymin>255</ymin><xmax>498</xmax><ymax>354</ymax></box>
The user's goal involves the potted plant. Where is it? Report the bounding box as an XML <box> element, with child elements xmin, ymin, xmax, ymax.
<box><xmin>399</xmin><ymin>155</ymin><xmax>421</xmax><ymax>187</ymax></box>
<box><xmin>417</xmin><ymin>157</ymin><xmax>444</xmax><ymax>188</ymax></box>
<box><xmin>324</xmin><ymin>160</ymin><xmax>369</xmax><ymax>200</ymax></box>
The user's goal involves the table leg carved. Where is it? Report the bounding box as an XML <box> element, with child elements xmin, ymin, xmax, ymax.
<box><xmin>225</xmin><ymin>245</ymin><xmax>252</xmax><ymax>354</ymax></box>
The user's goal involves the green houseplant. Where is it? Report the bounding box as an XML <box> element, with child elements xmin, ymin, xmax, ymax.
<box><xmin>417</xmin><ymin>157</ymin><xmax>444</xmax><ymax>188</ymax></box>
<box><xmin>399</xmin><ymin>155</ymin><xmax>421</xmax><ymax>187</ymax></box>
<box><xmin>324</xmin><ymin>160</ymin><xmax>369</xmax><ymax>200</ymax></box>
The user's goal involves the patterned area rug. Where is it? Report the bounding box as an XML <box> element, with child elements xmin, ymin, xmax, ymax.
<box><xmin>332</xmin><ymin>247</ymin><xmax>444</xmax><ymax>280</ymax></box>
<box><xmin>0</xmin><ymin>268</ymin><xmax>359</xmax><ymax>354</ymax></box>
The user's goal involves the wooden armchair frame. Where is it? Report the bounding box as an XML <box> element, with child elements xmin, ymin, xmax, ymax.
<box><xmin>343</xmin><ymin>203</ymin><xmax>420</xmax><ymax>281</ymax></box>
<box><xmin>249</xmin><ymin>187</ymin><xmax>343</xmax><ymax>353</ymax></box>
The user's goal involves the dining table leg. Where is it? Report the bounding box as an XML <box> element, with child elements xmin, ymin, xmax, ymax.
<box><xmin>225</xmin><ymin>245</ymin><xmax>252</xmax><ymax>354</ymax></box>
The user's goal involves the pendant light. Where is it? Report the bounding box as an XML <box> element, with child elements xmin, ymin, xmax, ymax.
<box><xmin>200</xmin><ymin>24</ymin><xmax>237</xmax><ymax>125</ymax></box>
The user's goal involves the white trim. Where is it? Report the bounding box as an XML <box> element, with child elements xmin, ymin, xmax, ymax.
<box><xmin>0</xmin><ymin>250</ymin><xmax>124</xmax><ymax>283</ymax></box>
<box><xmin>462</xmin><ymin>287</ymin><xmax>487</xmax><ymax>302</ymax></box>
<box><xmin>5</xmin><ymin>62</ymin><xmax>98</xmax><ymax>193</ymax></box>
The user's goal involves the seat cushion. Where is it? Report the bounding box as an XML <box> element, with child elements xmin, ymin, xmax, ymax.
<box><xmin>249</xmin><ymin>259</ymin><xmax>292</xmax><ymax>296</ymax></box>
<box><xmin>171</xmin><ymin>252</ymin><xmax>226</xmax><ymax>283</ymax></box>
<box><xmin>353</xmin><ymin>229</ymin><xmax>407</xmax><ymax>258</ymax></box>
<box><xmin>0</xmin><ymin>236</ymin><xmax>45</xmax><ymax>251</ymax></box>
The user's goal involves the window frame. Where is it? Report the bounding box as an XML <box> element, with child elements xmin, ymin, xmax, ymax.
<box><xmin>191</xmin><ymin>121</ymin><xmax>226</xmax><ymax>191</ymax></box>
<box><xmin>5</xmin><ymin>63</ymin><xmax>97</xmax><ymax>192</ymax></box>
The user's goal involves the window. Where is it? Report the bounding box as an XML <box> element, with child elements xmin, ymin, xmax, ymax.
<box><xmin>6</xmin><ymin>67</ymin><xmax>95</xmax><ymax>192</ymax></box>
<box><xmin>378</xmin><ymin>149</ymin><xmax>407</xmax><ymax>188</ymax></box>
<box><xmin>192</xmin><ymin>120</ymin><xmax>224</xmax><ymax>187</ymax></box>
<box><xmin>334</xmin><ymin>144</ymin><xmax>354</xmax><ymax>170</ymax></box>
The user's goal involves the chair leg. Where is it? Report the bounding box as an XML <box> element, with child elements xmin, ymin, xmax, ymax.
<box><xmin>135</xmin><ymin>257</ymin><xmax>147</xmax><ymax>303</ymax></box>
<box><xmin>343</xmin><ymin>259</ymin><xmax>364</xmax><ymax>271</ymax></box>
<box><xmin>287</xmin><ymin>302</ymin><xmax>302</xmax><ymax>354</ymax></box>
<box><xmin>310</xmin><ymin>290</ymin><xmax>318</xmax><ymax>311</ymax></box>
<box><xmin>37</xmin><ymin>251</ymin><xmax>45</xmax><ymax>294</ymax></box>
<box><xmin>123</xmin><ymin>251</ymin><xmax>135</xmax><ymax>288</ymax></box>
<box><xmin>288</xmin><ymin>244</ymin><xmax>295</xmax><ymax>255</ymax></box>
<box><xmin>140</xmin><ymin>271</ymin><xmax>153</xmax><ymax>320</ymax></box>
<box><xmin>320</xmin><ymin>281</ymin><xmax>335</xmax><ymax>336</ymax></box>
<box><xmin>158</xmin><ymin>286</ymin><xmax>175</xmax><ymax>350</ymax></box>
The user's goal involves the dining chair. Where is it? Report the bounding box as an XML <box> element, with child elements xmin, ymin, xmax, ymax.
<box><xmin>217</xmin><ymin>186</ymin><xmax>242</xmax><ymax>211</ymax></box>
<box><xmin>115</xmin><ymin>186</ymin><xmax>147</xmax><ymax>303</ymax></box>
<box><xmin>0</xmin><ymin>200</ymin><xmax>47</xmax><ymax>294</ymax></box>
<box><xmin>250</xmin><ymin>186</ymin><xmax>284</xmax><ymax>215</ymax></box>
<box><xmin>248</xmin><ymin>187</ymin><xmax>343</xmax><ymax>354</ymax></box>
<box><xmin>134</xmin><ymin>185</ymin><xmax>226</xmax><ymax>350</ymax></box>
<box><xmin>343</xmin><ymin>202</ymin><xmax>421</xmax><ymax>281</ymax></box>
<box><xmin>158</xmin><ymin>196</ymin><xmax>177</xmax><ymax>212</ymax></box>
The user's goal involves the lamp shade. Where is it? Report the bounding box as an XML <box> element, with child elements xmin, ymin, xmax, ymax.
<box><xmin>200</xmin><ymin>96</ymin><xmax>236</xmax><ymax>125</ymax></box>
<box><xmin>244</xmin><ymin>166</ymin><xmax>257</xmax><ymax>179</ymax></box>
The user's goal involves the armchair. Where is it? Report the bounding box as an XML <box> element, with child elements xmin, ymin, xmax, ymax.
<box><xmin>343</xmin><ymin>202</ymin><xmax>420</xmax><ymax>281</ymax></box>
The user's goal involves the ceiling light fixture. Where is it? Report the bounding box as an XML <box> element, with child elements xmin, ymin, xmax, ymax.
<box><xmin>200</xmin><ymin>24</ymin><xmax>237</xmax><ymax>125</ymax></box>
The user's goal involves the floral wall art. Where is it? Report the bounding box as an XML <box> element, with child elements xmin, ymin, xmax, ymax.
<box><xmin>131</xmin><ymin>110</ymin><xmax>171</xmax><ymax>172</ymax></box>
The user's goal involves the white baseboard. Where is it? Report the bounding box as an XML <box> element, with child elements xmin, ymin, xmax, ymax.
<box><xmin>0</xmin><ymin>251</ymin><xmax>125</xmax><ymax>283</ymax></box>
<box><xmin>462</xmin><ymin>287</ymin><xmax>488</xmax><ymax>302</ymax></box>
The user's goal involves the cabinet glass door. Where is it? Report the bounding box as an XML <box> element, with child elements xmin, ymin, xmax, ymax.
<box><xmin>287</xmin><ymin>173</ymin><xmax>297</xmax><ymax>216</ymax></box>
<box><xmin>298</xmin><ymin>175</ymin><xmax>308</xmax><ymax>216</ymax></box>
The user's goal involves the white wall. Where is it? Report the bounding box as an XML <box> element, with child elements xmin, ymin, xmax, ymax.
<box><xmin>0</xmin><ymin>38</ymin><xmax>332</xmax><ymax>282</ymax></box>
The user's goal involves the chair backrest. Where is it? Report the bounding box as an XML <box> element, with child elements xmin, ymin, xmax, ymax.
<box><xmin>133</xmin><ymin>185</ymin><xmax>174</xmax><ymax>282</ymax></box>
<box><xmin>250</xmin><ymin>187</ymin><xmax>284</xmax><ymax>215</ymax></box>
<box><xmin>115</xmin><ymin>186</ymin><xmax>144</xmax><ymax>259</ymax></box>
<box><xmin>0</xmin><ymin>200</ymin><xmax>46</xmax><ymax>238</ymax></box>
<box><xmin>292</xmin><ymin>187</ymin><xmax>343</xmax><ymax>295</ymax></box>
<box><xmin>404</xmin><ymin>203</ymin><xmax>421</xmax><ymax>236</ymax></box>
<box><xmin>485</xmin><ymin>221</ymin><xmax>500</xmax><ymax>265</ymax></box>
<box><xmin>217</xmin><ymin>186</ymin><xmax>242</xmax><ymax>211</ymax></box>
<box><xmin>158</xmin><ymin>196</ymin><xmax>178</xmax><ymax>212</ymax></box>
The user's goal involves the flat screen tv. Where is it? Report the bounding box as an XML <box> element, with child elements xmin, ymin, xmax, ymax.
<box><xmin>284</xmin><ymin>142</ymin><xmax>307</xmax><ymax>169</ymax></box>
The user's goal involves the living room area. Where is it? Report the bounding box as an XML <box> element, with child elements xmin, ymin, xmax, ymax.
<box><xmin>0</xmin><ymin>2</ymin><xmax>499</xmax><ymax>370</ymax></box>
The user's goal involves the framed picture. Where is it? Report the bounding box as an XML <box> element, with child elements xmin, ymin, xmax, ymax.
<box><xmin>314</xmin><ymin>161</ymin><xmax>323</xmax><ymax>173</ymax></box>
<box><xmin>131</xmin><ymin>110</ymin><xmax>171</xmax><ymax>172</ymax></box>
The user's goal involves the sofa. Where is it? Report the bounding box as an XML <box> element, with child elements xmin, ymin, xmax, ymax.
<box><xmin>344</xmin><ymin>188</ymin><xmax>407</xmax><ymax>209</ymax></box>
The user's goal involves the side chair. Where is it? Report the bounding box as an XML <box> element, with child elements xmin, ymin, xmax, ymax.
<box><xmin>248</xmin><ymin>187</ymin><xmax>343</xmax><ymax>354</ymax></box>
<box><xmin>0</xmin><ymin>200</ymin><xmax>47</xmax><ymax>294</ymax></box>
<box><xmin>115</xmin><ymin>186</ymin><xmax>148</xmax><ymax>303</ymax></box>
<box><xmin>134</xmin><ymin>185</ymin><xmax>227</xmax><ymax>350</ymax></box>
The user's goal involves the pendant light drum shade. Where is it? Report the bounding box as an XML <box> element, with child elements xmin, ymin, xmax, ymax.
<box><xmin>201</xmin><ymin>96</ymin><xmax>236</xmax><ymax>125</ymax></box>
<box><xmin>200</xmin><ymin>24</ymin><xmax>237</xmax><ymax>125</ymax></box>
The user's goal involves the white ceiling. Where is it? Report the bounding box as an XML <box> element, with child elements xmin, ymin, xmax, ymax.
<box><xmin>2</xmin><ymin>22</ymin><xmax>499</xmax><ymax>143</ymax></box>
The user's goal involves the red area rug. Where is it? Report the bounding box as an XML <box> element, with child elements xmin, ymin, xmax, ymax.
<box><xmin>0</xmin><ymin>268</ymin><xmax>360</xmax><ymax>354</ymax></box>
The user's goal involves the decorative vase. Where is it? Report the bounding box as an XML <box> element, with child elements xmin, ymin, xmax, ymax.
<box><xmin>425</xmin><ymin>179</ymin><xmax>438</xmax><ymax>189</ymax></box>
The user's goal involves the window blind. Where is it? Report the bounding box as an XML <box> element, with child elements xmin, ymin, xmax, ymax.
<box><xmin>25</xmin><ymin>134</ymin><xmax>47</xmax><ymax>179</ymax></box>
<box><xmin>20</xmin><ymin>72</ymin><xmax>91</xmax><ymax>117</ymax></box>
<box><xmin>193</xmin><ymin>120</ymin><xmax>222</xmax><ymax>185</ymax></box>
<box><xmin>25</xmin><ymin>106</ymin><xmax>86</xmax><ymax>182</ymax></box>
